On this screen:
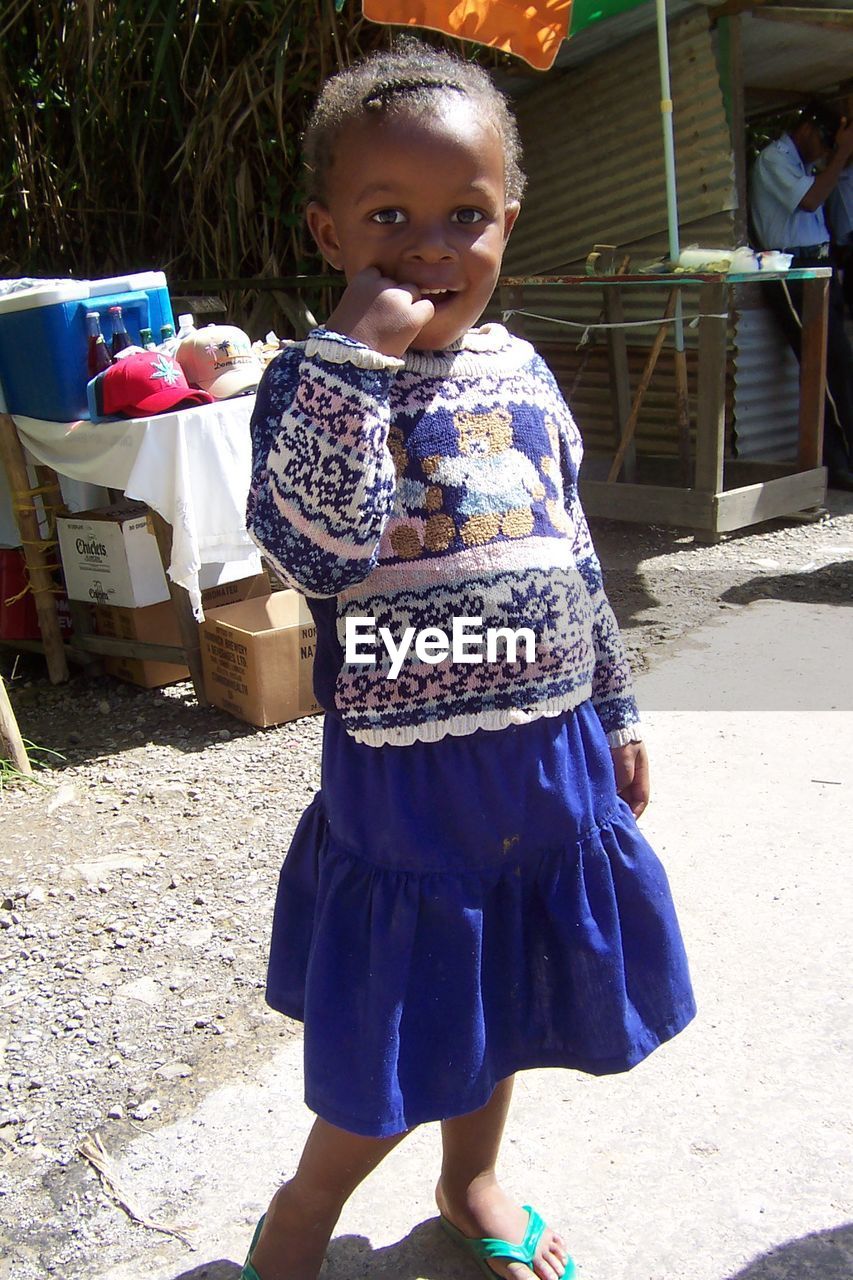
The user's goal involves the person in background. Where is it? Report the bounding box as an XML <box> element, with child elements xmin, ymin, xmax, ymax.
<box><xmin>826</xmin><ymin>160</ymin><xmax>853</xmax><ymax>321</ymax></box>
<box><xmin>749</xmin><ymin>100</ymin><xmax>853</xmax><ymax>491</ymax></box>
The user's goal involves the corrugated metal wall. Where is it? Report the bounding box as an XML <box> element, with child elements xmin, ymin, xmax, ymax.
<box><xmin>500</xmin><ymin>7</ymin><xmax>794</xmax><ymax>465</ymax></box>
<box><xmin>504</xmin><ymin>9</ymin><xmax>736</xmax><ymax>277</ymax></box>
<box><xmin>732</xmin><ymin>304</ymin><xmax>800</xmax><ymax>460</ymax></box>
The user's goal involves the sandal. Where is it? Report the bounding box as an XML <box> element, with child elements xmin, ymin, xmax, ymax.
<box><xmin>440</xmin><ymin>1204</ymin><xmax>576</xmax><ymax>1280</ymax></box>
<box><xmin>239</xmin><ymin>1214</ymin><xmax>266</xmax><ymax>1280</ymax></box>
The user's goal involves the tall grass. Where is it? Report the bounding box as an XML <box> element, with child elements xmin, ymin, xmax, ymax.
<box><xmin>0</xmin><ymin>1</ymin><xmax>389</xmax><ymax>331</ymax></box>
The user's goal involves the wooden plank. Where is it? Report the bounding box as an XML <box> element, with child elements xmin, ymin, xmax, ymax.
<box><xmin>694</xmin><ymin>282</ymin><xmax>728</xmax><ymax>498</ymax></box>
<box><xmin>0</xmin><ymin>413</ymin><xmax>68</xmax><ymax>684</ymax></box>
<box><xmin>753</xmin><ymin>8</ymin><xmax>853</xmax><ymax>29</ymax></box>
<box><xmin>580</xmin><ymin>478</ymin><xmax>715</xmax><ymax>528</ymax></box>
<box><xmin>607</xmin><ymin>290</ymin><xmax>677</xmax><ymax>483</ymax></box>
<box><xmin>798</xmin><ymin>275</ymin><xmax>828</xmax><ymax>471</ymax></box>
<box><xmin>714</xmin><ymin>469</ymin><xmax>827</xmax><ymax>531</ymax></box>
<box><xmin>147</xmin><ymin>510</ymin><xmax>209</xmax><ymax>706</ymax></box>
<box><xmin>602</xmin><ymin>284</ymin><xmax>636</xmax><ymax>482</ymax></box>
<box><xmin>68</xmin><ymin>634</ymin><xmax>187</xmax><ymax>663</ymax></box>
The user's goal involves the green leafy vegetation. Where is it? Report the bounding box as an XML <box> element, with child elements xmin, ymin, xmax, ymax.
<box><xmin>0</xmin><ymin>739</ymin><xmax>64</xmax><ymax>790</ymax></box>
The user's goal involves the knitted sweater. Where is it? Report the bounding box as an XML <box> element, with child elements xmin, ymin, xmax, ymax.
<box><xmin>246</xmin><ymin>323</ymin><xmax>641</xmax><ymax>748</ymax></box>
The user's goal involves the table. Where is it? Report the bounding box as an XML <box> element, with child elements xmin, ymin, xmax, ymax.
<box><xmin>499</xmin><ymin>268</ymin><xmax>831</xmax><ymax>537</ymax></box>
<box><xmin>0</xmin><ymin>397</ymin><xmax>261</xmax><ymax>698</ymax></box>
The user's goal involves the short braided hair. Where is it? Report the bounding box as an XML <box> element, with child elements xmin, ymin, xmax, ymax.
<box><xmin>304</xmin><ymin>38</ymin><xmax>525</xmax><ymax>205</ymax></box>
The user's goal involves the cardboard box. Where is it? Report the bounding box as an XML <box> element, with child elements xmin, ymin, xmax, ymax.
<box><xmin>57</xmin><ymin>501</ymin><xmax>168</xmax><ymax>608</ymax></box>
<box><xmin>199</xmin><ymin>571</ymin><xmax>270</xmax><ymax>616</ymax></box>
<box><xmin>92</xmin><ymin>571</ymin><xmax>271</xmax><ymax>688</ymax></box>
<box><xmin>200</xmin><ymin>592</ymin><xmax>320</xmax><ymax>727</ymax></box>
<box><xmin>93</xmin><ymin>598</ymin><xmax>189</xmax><ymax>687</ymax></box>
<box><xmin>103</xmin><ymin>653</ymin><xmax>189</xmax><ymax>689</ymax></box>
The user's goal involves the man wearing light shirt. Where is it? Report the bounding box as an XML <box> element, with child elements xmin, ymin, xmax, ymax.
<box><xmin>827</xmin><ymin>163</ymin><xmax>853</xmax><ymax>320</ymax></box>
<box><xmin>750</xmin><ymin>102</ymin><xmax>853</xmax><ymax>490</ymax></box>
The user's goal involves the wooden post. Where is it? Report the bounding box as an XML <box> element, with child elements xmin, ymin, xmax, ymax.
<box><xmin>0</xmin><ymin>675</ymin><xmax>31</xmax><ymax>777</ymax></box>
<box><xmin>674</xmin><ymin>346</ymin><xmax>692</xmax><ymax>486</ymax></box>
<box><xmin>607</xmin><ymin>289</ymin><xmax>677</xmax><ymax>483</ymax></box>
<box><xmin>147</xmin><ymin>510</ymin><xmax>209</xmax><ymax>707</ymax></box>
<box><xmin>797</xmin><ymin>274</ymin><xmax>828</xmax><ymax>472</ymax></box>
<box><xmin>694</xmin><ymin>282</ymin><xmax>729</xmax><ymax>501</ymax></box>
<box><xmin>717</xmin><ymin>15</ymin><xmax>749</xmax><ymax>245</ymax></box>
<box><xmin>0</xmin><ymin>413</ymin><xmax>69</xmax><ymax>684</ymax></box>
<box><xmin>603</xmin><ymin>282</ymin><xmax>636</xmax><ymax>482</ymax></box>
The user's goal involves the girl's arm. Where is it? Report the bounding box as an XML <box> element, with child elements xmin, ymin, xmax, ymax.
<box><xmin>246</xmin><ymin>329</ymin><xmax>402</xmax><ymax>597</ymax></box>
<box><xmin>536</xmin><ymin>358</ymin><xmax>643</xmax><ymax>748</ymax></box>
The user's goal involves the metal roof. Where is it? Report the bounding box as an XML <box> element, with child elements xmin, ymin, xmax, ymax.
<box><xmin>741</xmin><ymin>8</ymin><xmax>853</xmax><ymax>111</ymax></box>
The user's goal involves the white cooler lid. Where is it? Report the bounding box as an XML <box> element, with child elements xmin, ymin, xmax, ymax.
<box><xmin>0</xmin><ymin>280</ymin><xmax>90</xmax><ymax>314</ymax></box>
<box><xmin>0</xmin><ymin>272</ymin><xmax>169</xmax><ymax>315</ymax></box>
<box><xmin>87</xmin><ymin>271</ymin><xmax>168</xmax><ymax>296</ymax></box>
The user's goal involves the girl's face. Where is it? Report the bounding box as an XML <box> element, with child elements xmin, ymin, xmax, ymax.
<box><xmin>307</xmin><ymin>100</ymin><xmax>520</xmax><ymax>351</ymax></box>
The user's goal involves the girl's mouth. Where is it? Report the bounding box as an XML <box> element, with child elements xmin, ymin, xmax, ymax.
<box><xmin>419</xmin><ymin>289</ymin><xmax>458</xmax><ymax>307</ymax></box>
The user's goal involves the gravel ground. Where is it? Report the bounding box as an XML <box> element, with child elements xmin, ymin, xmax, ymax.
<box><xmin>1</xmin><ymin>495</ymin><xmax>852</xmax><ymax>1277</ymax></box>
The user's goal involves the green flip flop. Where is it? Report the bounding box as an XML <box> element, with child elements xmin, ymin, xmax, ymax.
<box><xmin>239</xmin><ymin>1213</ymin><xmax>266</xmax><ymax>1280</ymax></box>
<box><xmin>440</xmin><ymin>1204</ymin><xmax>576</xmax><ymax>1280</ymax></box>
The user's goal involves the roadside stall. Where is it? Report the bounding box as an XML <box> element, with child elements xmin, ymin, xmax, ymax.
<box><xmin>0</xmin><ymin>276</ymin><xmax>316</xmax><ymax>723</ymax></box>
<box><xmin>490</xmin><ymin>1</ymin><xmax>853</xmax><ymax>530</ymax></box>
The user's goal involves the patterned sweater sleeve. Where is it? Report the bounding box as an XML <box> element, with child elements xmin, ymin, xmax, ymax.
<box><xmin>536</xmin><ymin>356</ymin><xmax>643</xmax><ymax>746</ymax></box>
<box><xmin>246</xmin><ymin>327</ymin><xmax>403</xmax><ymax>597</ymax></box>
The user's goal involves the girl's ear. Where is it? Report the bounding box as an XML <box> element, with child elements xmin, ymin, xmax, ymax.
<box><xmin>503</xmin><ymin>202</ymin><xmax>521</xmax><ymax>243</ymax></box>
<box><xmin>307</xmin><ymin>201</ymin><xmax>344</xmax><ymax>270</ymax></box>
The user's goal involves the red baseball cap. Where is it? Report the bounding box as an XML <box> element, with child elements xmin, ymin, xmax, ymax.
<box><xmin>88</xmin><ymin>351</ymin><xmax>214</xmax><ymax>420</ymax></box>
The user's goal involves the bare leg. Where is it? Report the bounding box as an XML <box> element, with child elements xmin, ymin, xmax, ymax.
<box><xmin>436</xmin><ymin>1077</ymin><xmax>569</xmax><ymax>1280</ymax></box>
<box><xmin>248</xmin><ymin>1117</ymin><xmax>408</xmax><ymax>1280</ymax></box>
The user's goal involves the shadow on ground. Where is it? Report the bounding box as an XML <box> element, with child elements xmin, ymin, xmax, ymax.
<box><xmin>166</xmin><ymin>1220</ymin><xmax>853</xmax><ymax>1280</ymax></box>
<box><xmin>719</xmin><ymin>559</ymin><xmax>852</xmax><ymax>608</ymax></box>
<box><xmin>726</xmin><ymin>1222</ymin><xmax>853</xmax><ymax>1279</ymax></box>
<box><xmin>169</xmin><ymin>1219</ymin><xmax>470</xmax><ymax>1280</ymax></box>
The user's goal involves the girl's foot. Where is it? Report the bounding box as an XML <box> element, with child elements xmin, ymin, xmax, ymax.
<box><xmin>435</xmin><ymin>1176</ymin><xmax>570</xmax><ymax>1280</ymax></box>
<box><xmin>247</xmin><ymin>1181</ymin><xmax>339</xmax><ymax>1280</ymax></box>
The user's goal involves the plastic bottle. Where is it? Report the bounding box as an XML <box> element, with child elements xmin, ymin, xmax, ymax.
<box><xmin>85</xmin><ymin>311</ymin><xmax>113</xmax><ymax>377</ymax></box>
<box><xmin>108</xmin><ymin>305</ymin><xmax>132</xmax><ymax>356</ymax></box>
<box><xmin>176</xmin><ymin>313</ymin><xmax>196</xmax><ymax>341</ymax></box>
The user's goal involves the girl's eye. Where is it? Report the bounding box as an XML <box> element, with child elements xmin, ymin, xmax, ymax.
<box><xmin>371</xmin><ymin>209</ymin><xmax>406</xmax><ymax>225</ymax></box>
<box><xmin>452</xmin><ymin>208</ymin><xmax>485</xmax><ymax>225</ymax></box>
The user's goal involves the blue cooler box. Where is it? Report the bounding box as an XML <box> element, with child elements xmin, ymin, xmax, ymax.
<box><xmin>0</xmin><ymin>273</ymin><xmax>174</xmax><ymax>421</ymax></box>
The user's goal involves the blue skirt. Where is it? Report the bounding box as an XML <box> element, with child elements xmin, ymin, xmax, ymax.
<box><xmin>266</xmin><ymin>702</ymin><xmax>696</xmax><ymax>1137</ymax></box>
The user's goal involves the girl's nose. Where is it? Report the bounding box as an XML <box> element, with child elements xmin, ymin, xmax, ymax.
<box><xmin>406</xmin><ymin>223</ymin><xmax>455</xmax><ymax>262</ymax></box>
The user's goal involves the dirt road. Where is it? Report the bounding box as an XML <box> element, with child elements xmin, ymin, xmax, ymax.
<box><xmin>2</xmin><ymin>496</ymin><xmax>851</xmax><ymax>1278</ymax></box>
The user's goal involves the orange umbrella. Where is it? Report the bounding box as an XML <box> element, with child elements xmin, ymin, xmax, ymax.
<box><xmin>361</xmin><ymin>0</ymin><xmax>650</xmax><ymax>72</ymax></box>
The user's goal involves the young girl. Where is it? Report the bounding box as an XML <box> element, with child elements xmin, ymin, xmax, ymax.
<box><xmin>243</xmin><ymin>39</ymin><xmax>695</xmax><ymax>1280</ymax></box>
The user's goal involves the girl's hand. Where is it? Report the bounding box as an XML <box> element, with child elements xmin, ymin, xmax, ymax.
<box><xmin>611</xmin><ymin>741</ymin><xmax>650</xmax><ymax>819</ymax></box>
<box><xmin>326</xmin><ymin>267</ymin><xmax>435</xmax><ymax>358</ymax></box>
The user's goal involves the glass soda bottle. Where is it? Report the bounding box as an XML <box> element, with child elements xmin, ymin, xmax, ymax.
<box><xmin>139</xmin><ymin>327</ymin><xmax>157</xmax><ymax>351</ymax></box>
<box><xmin>108</xmin><ymin>305</ymin><xmax>132</xmax><ymax>356</ymax></box>
<box><xmin>86</xmin><ymin>311</ymin><xmax>113</xmax><ymax>376</ymax></box>
<box><xmin>158</xmin><ymin>323</ymin><xmax>178</xmax><ymax>355</ymax></box>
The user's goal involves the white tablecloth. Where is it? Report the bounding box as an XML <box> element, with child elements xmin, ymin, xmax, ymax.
<box><xmin>10</xmin><ymin>397</ymin><xmax>261</xmax><ymax>619</ymax></box>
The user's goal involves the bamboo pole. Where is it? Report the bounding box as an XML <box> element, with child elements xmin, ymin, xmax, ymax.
<box><xmin>0</xmin><ymin>414</ymin><xmax>69</xmax><ymax>684</ymax></box>
<box><xmin>0</xmin><ymin>675</ymin><xmax>31</xmax><ymax>776</ymax></box>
